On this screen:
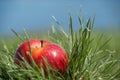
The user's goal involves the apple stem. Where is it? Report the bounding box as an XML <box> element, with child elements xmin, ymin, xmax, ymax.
<box><xmin>40</xmin><ymin>40</ymin><xmax>43</xmax><ymax>48</ymax></box>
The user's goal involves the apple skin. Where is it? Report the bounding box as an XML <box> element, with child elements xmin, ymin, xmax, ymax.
<box><xmin>14</xmin><ymin>39</ymin><xmax>68</xmax><ymax>73</ymax></box>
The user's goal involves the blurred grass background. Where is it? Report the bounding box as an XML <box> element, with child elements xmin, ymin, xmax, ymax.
<box><xmin>0</xmin><ymin>27</ymin><xmax>120</xmax><ymax>58</ymax></box>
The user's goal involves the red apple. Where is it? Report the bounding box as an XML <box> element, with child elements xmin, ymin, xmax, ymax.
<box><xmin>14</xmin><ymin>39</ymin><xmax>68</xmax><ymax>73</ymax></box>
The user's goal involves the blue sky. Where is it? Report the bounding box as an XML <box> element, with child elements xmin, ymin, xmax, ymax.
<box><xmin>0</xmin><ymin>0</ymin><xmax>120</xmax><ymax>36</ymax></box>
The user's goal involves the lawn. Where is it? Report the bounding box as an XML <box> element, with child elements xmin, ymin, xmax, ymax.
<box><xmin>0</xmin><ymin>15</ymin><xmax>120</xmax><ymax>80</ymax></box>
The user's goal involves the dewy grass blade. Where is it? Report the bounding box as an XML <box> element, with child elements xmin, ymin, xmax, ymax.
<box><xmin>23</xmin><ymin>29</ymin><xmax>37</xmax><ymax>69</ymax></box>
<box><xmin>69</xmin><ymin>14</ymin><xmax>74</xmax><ymax>45</ymax></box>
<box><xmin>78</xmin><ymin>15</ymin><xmax>83</xmax><ymax>28</ymax></box>
<box><xmin>2</xmin><ymin>40</ymin><xmax>9</xmax><ymax>53</ymax></box>
<box><xmin>23</xmin><ymin>28</ymin><xmax>32</xmax><ymax>55</ymax></box>
<box><xmin>91</xmin><ymin>15</ymin><xmax>95</xmax><ymax>30</ymax></box>
<box><xmin>98</xmin><ymin>37</ymin><xmax>112</xmax><ymax>50</ymax></box>
<box><xmin>11</xmin><ymin>28</ymin><xmax>24</xmax><ymax>41</ymax></box>
<box><xmin>86</xmin><ymin>18</ymin><xmax>91</xmax><ymax>28</ymax></box>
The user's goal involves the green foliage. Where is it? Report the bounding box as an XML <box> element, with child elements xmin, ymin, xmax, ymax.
<box><xmin>0</xmin><ymin>15</ymin><xmax>120</xmax><ymax>80</ymax></box>
<box><xmin>49</xmin><ymin>15</ymin><xmax>120</xmax><ymax>80</ymax></box>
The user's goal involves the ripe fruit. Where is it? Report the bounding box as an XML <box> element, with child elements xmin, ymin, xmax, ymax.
<box><xmin>14</xmin><ymin>39</ymin><xmax>68</xmax><ymax>73</ymax></box>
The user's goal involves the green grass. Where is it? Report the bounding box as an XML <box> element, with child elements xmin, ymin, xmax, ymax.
<box><xmin>0</xmin><ymin>15</ymin><xmax>120</xmax><ymax>80</ymax></box>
